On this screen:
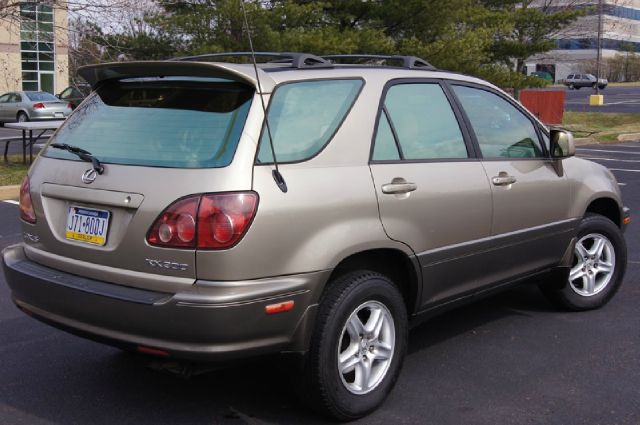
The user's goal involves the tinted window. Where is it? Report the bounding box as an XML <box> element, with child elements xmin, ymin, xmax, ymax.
<box><xmin>0</xmin><ymin>94</ymin><xmax>8</xmax><ymax>103</ymax></box>
<box><xmin>59</xmin><ymin>87</ymin><xmax>73</xmax><ymax>99</ymax></box>
<box><xmin>372</xmin><ymin>112</ymin><xmax>401</xmax><ymax>161</ymax></box>
<box><xmin>45</xmin><ymin>78</ymin><xmax>253</xmax><ymax>168</ymax></box>
<box><xmin>453</xmin><ymin>85</ymin><xmax>543</xmax><ymax>159</ymax></box>
<box><xmin>257</xmin><ymin>79</ymin><xmax>362</xmax><ymax>163</ymax></box>
<box><xmin>378</xmin><ymin>83</ymin><xmax>467</xmax><ymax>160</ymax></box>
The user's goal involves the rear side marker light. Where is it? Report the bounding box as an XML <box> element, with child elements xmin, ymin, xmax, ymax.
<box><xmin>19</xmin><ymin>176</ymin><xmax>36</xmax><ymax>224</ymax></box>
<box><xmin>265</xmin><ymin>300</ymin><xmax>295</xmax><ymax>314</ymax></box>
<box><xmin>623</xmin><ymin>216</ymin><xmax>631</xmax><ymax>225</ymax></box>
<box><xmin>136</xmin><ymin>346</ymin><xmax>170</xmax><ymax>357</ymax></box>
<box><xmin>147</xmin><ymin>192</ymin><xmax>258</xmax><ymax>250</ymax></box>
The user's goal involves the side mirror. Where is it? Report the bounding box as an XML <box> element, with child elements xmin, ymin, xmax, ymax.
<box><xmin>550</xmin><ymin>129</ymin><xmax>575</xmax><ymax>158</ymax></box>
<box><xmin>55</xmin><ymin>93</ymin><xmax>60</xmax><ymax>99</ymax></box>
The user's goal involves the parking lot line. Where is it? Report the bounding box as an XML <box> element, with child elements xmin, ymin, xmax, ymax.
<box><xmin>577</xmin><ymin>149</ymin><xmax>640</xmax><ymax>155</ymax></box>
<box><xmin>579</xmin><ymin>157</ymin><xmax>640</xmax><ymax>163</ymax></box>
<box><xmin>607</xmin><ymin>168</ymin><xmax>640</xmax><ymax>173</ymax></box>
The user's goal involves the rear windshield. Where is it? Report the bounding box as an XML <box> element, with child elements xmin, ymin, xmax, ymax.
<box><xmin>44</xmin><ymin>78</ymin><xmax>253</xmax><ymax>168</ymax></box>
<box><xmin>26</xmin><ymin>91</ymin><xmax>58</xmax><ymax>101</ymax></box>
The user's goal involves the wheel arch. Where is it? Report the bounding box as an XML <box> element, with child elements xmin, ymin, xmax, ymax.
<box><xmin>585</xmin><ymin>197</ymin><xmax>622</xmax><ymax>227</ymax></box>
<box><xmin>16</xmin><ymin>109</ymin><xmax>30</xmax><ymax>120</ymax></box>
<box><xmin>325</xmin><ymin>248</ymin><xmax>421</xmax><ymax>315</ymax></box>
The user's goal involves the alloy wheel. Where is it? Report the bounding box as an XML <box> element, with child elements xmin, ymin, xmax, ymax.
<box><xmin>569</xmin><ymin>233</ymin><xmax>615</xmax><ymax>297</ymax></box>
<box><xmin>337</xmin><ymin>300</ymin><xmax>395</xmax><ymax>395</ymax></box>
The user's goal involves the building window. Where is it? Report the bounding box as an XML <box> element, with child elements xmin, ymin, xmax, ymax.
<box><xmin>20</xmin><ymin>2</ymin><xmax>55</xmax><ymax>93</ymax></box>
<box><xmin>557</xmin><ymin>38</ymin><xmax>640</xmax><ymax>53</ymax></box>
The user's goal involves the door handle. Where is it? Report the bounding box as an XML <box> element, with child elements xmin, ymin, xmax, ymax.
<box><xmin>382</xmin><ymin>179</ymin><xmax>418</xmax><ymax>194</ymax></box>
<box><xmin>492</xmin><ymin>173</ymin><xmax>517</xmax><ymax>186</ymax></box>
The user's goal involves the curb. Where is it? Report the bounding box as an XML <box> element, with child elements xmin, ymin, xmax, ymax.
<box><xmin>617</xmin><ymin>133</ymin><xmax>640</xmax><ymax>142</ymax></box>
<box><xmin>0</xmin><ymin>185</ymin><xmax>19</xmax><ymax>201</ymax></box>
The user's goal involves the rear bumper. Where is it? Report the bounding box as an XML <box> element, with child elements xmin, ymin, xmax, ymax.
<box><xmin>2</xmin><ymin>244</ymin><xmax>327</xmax><ymax>361</ymax></box>
<box><xmin>29</xmin><ymin>110</ymin><xmax>70</xmax><ymax>121</ymax></box>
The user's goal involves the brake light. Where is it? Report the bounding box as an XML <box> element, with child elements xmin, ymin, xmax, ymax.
<box><xmin>147</xmin><ymin>197</ymin><xmax>198</xmax><ymax>248</ymax></box>
<box><xmin>147</xmin><ymin>192</ymin><xmax>258</xmax><ymax>250</ymax></box>
<box><xmin>19</xmin><ymin>176</ymin><xmax>36</xmax><ymax>223</ymax></box>
<box><xmin>67</xmin><ymin>102</ymin><xmax>73</xmax><ymax>109</ymax></box>
<box><xmin>32</xmin><ymin>103</ymin><xmax>45</xmax><ymax>109</ymax></box>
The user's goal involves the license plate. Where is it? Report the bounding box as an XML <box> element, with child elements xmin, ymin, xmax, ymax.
<box><xmin>65</xmin><ymin>206</ymin><xmax>110</xmax><ymax>246</ymax></box>
<box><xmin>54</xmin><ymin>112</ymin><xmax>64</xmax><ymax>118</ymax></box>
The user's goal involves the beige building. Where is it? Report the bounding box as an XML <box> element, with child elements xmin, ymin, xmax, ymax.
<box><xmin>0</xmin><ymin>2</ymin><xmax>68</xmax><ymax>94</ymax></box>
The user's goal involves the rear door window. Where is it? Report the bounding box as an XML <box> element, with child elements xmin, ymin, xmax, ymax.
<box><xmin>372</xmin><ymin>83</ymin><xmax>468</xmax><ymax>161</ymax></box>
<box><xmin>45</xmin><ymin>78</ymin><xmax>253</xmax><ymax>168</ymax></box>
<box><xmin>256</xmin><ymin>79</ymin><xmax>363</xmax><ymax>163</ymax></box>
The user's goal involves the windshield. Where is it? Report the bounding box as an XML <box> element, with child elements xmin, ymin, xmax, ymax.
<box><xmin>25</xmin><ymin>91</ymin><xmax>58</xmax><ymax>101</ymax></box>
<box><xmin>44</xmin><ymin>78</ymin><xmax>254</xmax><ymax>168</ymax></box>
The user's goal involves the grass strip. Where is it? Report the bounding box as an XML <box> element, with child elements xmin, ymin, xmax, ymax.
<box><xmin>0</xmin><ymin>155</ymin><xmax>30</xmax><ymax>186</ymax></box>
<box><xmin>562</xmin><ymin>112</ymin><xmax>640</xmax><ymax>143</ymax></box>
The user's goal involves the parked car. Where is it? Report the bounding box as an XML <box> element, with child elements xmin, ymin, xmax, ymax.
<box><xmin>0</xmin><ymin>91</ymin><xmax>72</xmax><ymax>126</ymax></box>
<box><xmin>530</xmin><ymin>71</ymin><xmax>553</xmax><ymax>83</ymax></box>
<box><xmin>564</xmin><ymin>73</ymin><xmax>608</xmax><ymax>90</ymax></box>
<box><xmin>2</xmin><ymin>53</ymin><xmax>629</xmax><ymax>420</ymax></box>
<box><xmin>57</xmin><ymin>84</ymin><xmax>91</xmax><ymax>109</ymax></box>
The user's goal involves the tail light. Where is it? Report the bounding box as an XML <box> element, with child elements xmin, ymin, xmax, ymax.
<box><xmin>147</xmin><ymin>192</ymin><xmax>258</xmax><ymax>250</ymax></box>
<box><xmin>67</xmin><ymin>102</ymin><xmax>73</xmax><ymax>109</ymax></box>
<box><xmin>19</xmin><ymin>176</ymin><xmax>36</xmax><ymax>223</ymax></box>
<box><xmin>32</xmin><ymin>103</ymin><xmax>45</xmax><ymax>109</ymax></box>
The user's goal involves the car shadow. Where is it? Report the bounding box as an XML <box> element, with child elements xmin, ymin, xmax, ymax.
<box><xmin>408</xmin><ymin>284</ymin><xmax>558</xmax><ymax>354</ymax></box>
<box><xmin>0</xmin><ymin>284</ymin><xmax>558</xmax><ymax>425</ymax></box>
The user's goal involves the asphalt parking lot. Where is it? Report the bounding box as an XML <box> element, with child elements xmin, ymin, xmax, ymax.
<box><xmin>0</xmin><ymin>143</ymin><xmax>639</xmax><ymax>424</ymax></box>
<box><xmin>563</xmin><ymin>86</ymin><xmax>640</xmax><ymax>113</ymax></box>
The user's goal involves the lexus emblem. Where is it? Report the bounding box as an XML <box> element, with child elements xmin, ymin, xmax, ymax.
<box><xmin>81</xmin><ymin>169</ymin><xmax>97</xmax><ymax>184</ymax></box>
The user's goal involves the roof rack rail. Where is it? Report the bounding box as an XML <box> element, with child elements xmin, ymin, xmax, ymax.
<box><xmin>169</xmin><ymin>52</ymin><xmax>334</xmax><ymax>69</ymax></box>
<box><xmin>321</xmin><ymin>54</ymin><xmax>436</xmax><ymax>70</ymax></box>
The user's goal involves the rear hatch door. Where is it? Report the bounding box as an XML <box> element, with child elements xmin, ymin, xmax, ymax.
<box><xmin>24</xmin><ymin>62</ymin><xmax>269</xmax><ymax>293</ymax></box>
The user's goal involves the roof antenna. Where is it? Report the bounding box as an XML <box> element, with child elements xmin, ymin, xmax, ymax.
<box><xmin>240</xmin><ymin>0</ymin><xmax>287</xmax><ymax>193</ymax></box>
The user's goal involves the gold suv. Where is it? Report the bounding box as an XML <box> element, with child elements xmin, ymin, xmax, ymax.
<box><xmin>2</xmin><ymin>53</ymin><xmax>629</xmax><ymax>420</ymax></box>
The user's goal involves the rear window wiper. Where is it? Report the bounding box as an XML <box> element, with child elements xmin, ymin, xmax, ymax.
<box><xmin>50</xmin><ymin>143</ymin><xmax>104</xmax><ymax>174</ymax></box>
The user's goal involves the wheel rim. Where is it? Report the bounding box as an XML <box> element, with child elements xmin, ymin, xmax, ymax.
<box><xmin>337</xmin><ymin>300</ymin><xmax>395</xmax><ymax>395</ymax></box>
<box><xmin>17</xmin><ymin>114</ymin><xmax>26</xmax><ymax>122</ymax></box>
<box><xmin>569</xmin><ymin>233</ymin><xmax>615</xmax><ymax>297</ymax></box>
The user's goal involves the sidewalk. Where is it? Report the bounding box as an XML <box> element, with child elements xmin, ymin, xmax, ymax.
<box><xmin>0</xmin><ymin>185</ymin><xmax>19</xmax><ymax>201</ymax></box>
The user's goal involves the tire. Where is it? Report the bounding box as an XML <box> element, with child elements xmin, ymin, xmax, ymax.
<box><xmin>541</xmin><ymin>214</ymin><xmax>627</xmax><ymax>311</ymax></box>
<box><xmin>299</xmin><ymin>271</ymin><xmax>408</xmax><ymax>421</ymax></box>
<box><xmin>17</xmin><ymin>112</ymin><xmax>29</xmax><ymax>123</ymax></box>
<box><xmin>568</xmin><ymin>83</ymin><xmax>575</xmax><ymax>90</ymax></box>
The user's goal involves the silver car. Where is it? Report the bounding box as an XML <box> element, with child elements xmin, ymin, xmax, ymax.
<box><xmin>0</xmin><ymin>91</ymin><xmax>72</xmax><ymax>125</ymax></box>
<box><xmin>2</xmin><ymin>53</ymin><xmax>630</xmax><ymax>420</ymax></box>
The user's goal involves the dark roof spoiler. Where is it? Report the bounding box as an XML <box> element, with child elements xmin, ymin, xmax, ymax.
<box><xmin>77</xmin><ymin>61</ymin><xmax>274</xmax><ymax>92</ymax></box>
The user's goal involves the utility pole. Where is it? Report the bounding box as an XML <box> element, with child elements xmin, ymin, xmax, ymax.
<box><xmin>595</xmin><ymin>0</ymin><xmax>604</xmax><ymax>95</ymax></box>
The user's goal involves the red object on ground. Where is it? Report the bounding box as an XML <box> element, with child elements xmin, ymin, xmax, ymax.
<box><xmin>519</xmin><ymin>90</ymin><xmax>565</xmax><ymax>125</ymax></box>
